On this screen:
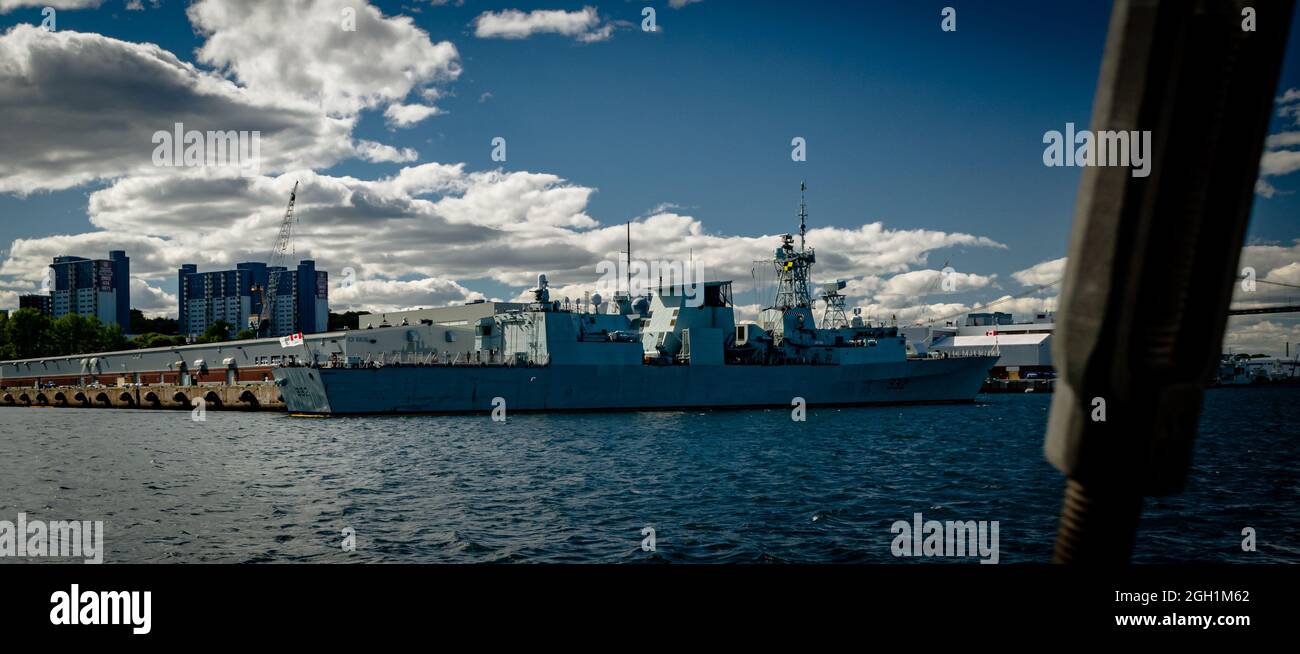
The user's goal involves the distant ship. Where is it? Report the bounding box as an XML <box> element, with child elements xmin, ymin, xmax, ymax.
<box><xmin>274</xmin><ymin>189</ymin><xmax>997</xmax><ymax>415</ymax></box>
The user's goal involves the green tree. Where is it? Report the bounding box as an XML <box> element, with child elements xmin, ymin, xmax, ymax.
<box><xmin>129</xmin><ymin>309</ymin><xmax>180</xmax><ymax>335</ymax></box>
<box><xmin>5</xmin><ymin>308</ymin><xmax>52</xmax><ymax>359</ymax></box>
<box><xmin>101</xmin><ymin>323</ymin><xmax>128</xmax><ymax>352</ymax></box>
<box><xmin>198</xmin><ymin>320</ymin><xmax>234</xmax><ymax>343</ymax></box>
<box><xmin>0</xmin><ymin>312</ymin><xmax>13</xmax><ymax>360</ymax></box>
<box><xmin>129</xmin><ymin>332</ymin><xmax>188</xmax><ymax>350</ymax></box>
<box><xmin>48</xmin><ymin>314</ymin><xmax>106</xmax><ymax>356</ymax></box>
<box><xmin>234</xmin><ymin>328</ymin><xmax>257</xmax><ymax>341</ymax></box>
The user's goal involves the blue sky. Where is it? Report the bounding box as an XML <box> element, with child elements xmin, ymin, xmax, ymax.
<box><xmin>0</xmin><ymin>0</ymin><xmax>1297</xmax><ymax>352</ymax></box>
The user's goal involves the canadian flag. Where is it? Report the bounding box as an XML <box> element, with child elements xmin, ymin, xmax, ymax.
<box><xmin>279</xmin><ymin>332</ymin><xmax>304</xmax><ymax>348</ymax></box>
<box><xmin>985</xmin><ymin>329</ymin><xmax>998</xmax><ymax>336</ymax></box>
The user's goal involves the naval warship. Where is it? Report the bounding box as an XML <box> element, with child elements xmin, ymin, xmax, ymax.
<box><xmin>274</xmin><ymin>192</ymin><xmax>997</xmax><ymax>415</ymax></box>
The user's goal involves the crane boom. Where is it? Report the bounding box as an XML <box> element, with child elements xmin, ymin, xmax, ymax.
<box><xmin>256</xmin><ymin>181</ymin><xmax>299</xmax><ymax>336</ymax></box>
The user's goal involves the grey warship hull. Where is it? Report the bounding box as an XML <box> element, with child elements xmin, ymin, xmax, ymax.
<box><xmin>273</xmin><ymin>355</ymin><xmax>996</xmax><ymax>415</ymax></box>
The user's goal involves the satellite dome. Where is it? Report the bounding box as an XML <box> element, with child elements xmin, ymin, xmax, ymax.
<box><xmin>591</xmin><ymin>292</ymin><xmax>603</xmax><ymax>306</ymax></box>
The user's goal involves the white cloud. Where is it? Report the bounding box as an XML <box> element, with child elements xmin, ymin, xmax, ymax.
<box><xmin>355</xmin><ymin>140</ymin><xmax>420</xmax><ymax>163</ymax></box>
<box><xmin>473</xmin><ymin>7</ymin><xmax>615</xmax><ymax>42</ymax></box>
<box><xmin>1234</xmin><ymin>239</ymin><xmax>1300</xmax><ymax>306</ymax></box>
<box><xmin>1011</xmin><ymin>257</ymin><xmax>1066</xmax><ymax>286</ymax></box>
<box><xmin>1258</xmin><ymin>89</ymin><xmax>1300</xmax><ymax>196</ymax></box>
<box><xmin>331</xmin><ymin>277</ymin><xmax>483</xmax><ymax>313</ymax></box>
<box><xmin>0</xmin><ymin>24</ymin><xmax>360</xmax><ymax>194</ymax></box>
<box><xmin>1222</xmin><ymin>316</ymin><xmax>1300</xmax><ymax>357</ymax></box>
<box><xmin>1264</xmin><ymin>131</ymin><xmax>1300</xmax><ymax>149</ymax></box>
<box><xmin>1265</xmin><ymin>261</ymin><xmax>1300</xmax><ymax>285</ymax></box>
<box><xmin>129</xmin><ymin>276</ymin><xmax>176</xmax><ymax>315</ymax></box>
<box><xmin>1260</xmin><ymin>149</ymin><xmax>1300</xmax><ymax>177</ymax></box>
<box><xmin>384</xmin><ymin>103</ymin><xmax>442</xmax><ymax>127</ymax></box>
<box><xmin>0</xmin><ymin>0</ymin><xmax>101</xmax><ymax>13</ymax></box>
<box><xmin>188</xmin><ymin>0</ymin><xmax>461</xmax><ymax>117</ymax></box>
<box><xmin>0</xmin><ymin>163</ymin><xmax>1013</xmax><ymax>321</ymax></box>
<box><xmin>871</xmin><ymin>269</ymin><xmax>996</xmax><ymax>304</ymax></box>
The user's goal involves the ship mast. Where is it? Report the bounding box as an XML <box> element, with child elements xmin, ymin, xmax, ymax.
<box><xmin>773</xmin><ymin>183</ymin><xmax>816</xmax><ymax>311</ymax></box>
<box><xmin>799</xmin><ymin>180</ymin><xmax>807</xmax><ymax>253</ymax></box>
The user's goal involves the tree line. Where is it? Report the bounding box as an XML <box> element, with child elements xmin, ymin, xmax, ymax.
<box><xmin>0</xmin><ymin>310</ymin><xmax>242</xmax><ymax>360</ymax></box>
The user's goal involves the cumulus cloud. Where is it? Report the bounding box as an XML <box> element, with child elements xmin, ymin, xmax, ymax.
<box><xmin>1258</xmin><ymin>89</ymin><xmax>1300</xmax><ymax>196</ymax></box>
<box><xmin>0</xmin><ymin>0</ymin><xmax>101</xmax><ymax>12</ymax></box>
<box><xmin>1011</xmin><ymin>257</ymin><xmax>1066</xmax><ymax>286</ymax></box>
<box><xmin>1260</xmin><ymin>149</ymin><xmax>1300</xmax><ymax>177</ymax></box>
<box><xmin>1233</xmin><ymin>239</ymin><xmax>1300</xmax><ymax>307</ymax></box>
<box><xmin>384</xmin><ymin>103</ymin><xmax>442</xmax><ymax>128</ymax></box>
<box><xmin>473</xmin><ymin>7</ymin><xmax>615</xmax><ymax>42</ymax></box>
<box><xmin>188</xmin><ymin>0</ymin><xmax>461</xmax><ymax>117</ymax></box>
<box><xmin>130</xmin><ymin>277</ymin><xmax>176</xmax><ymax>316</ymax></box>
<box><xmin>871</xmin><ymin>269</ymin><xmax>996</xmax><ymax>304</ymax></box>
<box><xmin>1221</xmin><ymin>240</ymin><xmax>1300</xmax><ymax>357</ymax></box>
<box><xmin>331</xmin><ymin>277</ymin><xmax>483</xmax><ymax>313</ymax></box>
<box><xmin>0</xmin><ymin>24</ymin><xmax>359</xmax><ymax>194</ymax></box>
<box><xmin>355</xmin><ymin>140</ymin><xmax>420</xmax><ymax>163</ymax></box>
<box><xmin>1222</xmin><ymin>316</ymin><xmax>1300</xmax><ymax>357</ymax></box>
<box><xmin>0</xmin><ymin>161</ymin><xmax>1014</xmax><ymax>323</ymax></box>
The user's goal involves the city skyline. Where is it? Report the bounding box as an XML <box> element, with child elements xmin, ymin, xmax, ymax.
<box><xmin>0</xmin><ymin>1</ymin><xmax>1297</xmax><ymax>355</ymax></box>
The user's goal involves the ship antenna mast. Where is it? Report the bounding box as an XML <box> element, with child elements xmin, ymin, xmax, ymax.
<box><xmin>798</xmin><ymin>180</ymin><xmax>807</xmax><ymax>252</ymax></box>
<box><xmin>626</xmin><ymin>221</ymin><xmax>632</xmax><ymax>298</ymax></box>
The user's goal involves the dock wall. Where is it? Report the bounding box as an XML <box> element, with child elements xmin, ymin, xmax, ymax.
<box><xmin>0</xmin><ymin>382</ymin><xmax>284</xmax><ymax>411</ymax></box>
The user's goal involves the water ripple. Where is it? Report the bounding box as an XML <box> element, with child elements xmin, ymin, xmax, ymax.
<box><xmin>0</xmin><ymin>388</ymin><xmax>1295</xmax><ymax>563</ymax></box>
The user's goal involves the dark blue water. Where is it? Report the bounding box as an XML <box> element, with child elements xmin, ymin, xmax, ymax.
<box><xmin>0</xmin><ymin>388</ymin><xmax>1295</xmax><ymax>563</ymax></box>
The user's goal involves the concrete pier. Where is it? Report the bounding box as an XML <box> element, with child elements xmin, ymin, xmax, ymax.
<box><xmin>1</xmin><ymin>383</ymin><xmax>284</xmax><ymax>411</ymax></box>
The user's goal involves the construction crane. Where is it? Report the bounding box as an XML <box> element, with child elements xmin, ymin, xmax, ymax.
<box><xmin>254</xmin><ymin>181</ymin><xmax>299</xmax><ymax>337</ymax></box>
